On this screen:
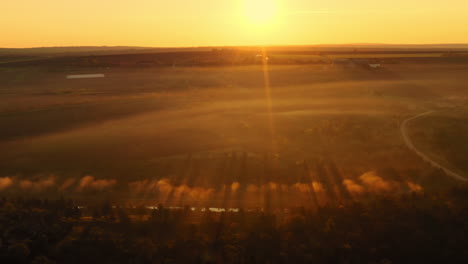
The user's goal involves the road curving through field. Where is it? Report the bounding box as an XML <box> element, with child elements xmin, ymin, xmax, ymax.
<box><xmin>401</xmin><ymin>110</ymin><xmax>467</xmax><ymax>182</ymax></box>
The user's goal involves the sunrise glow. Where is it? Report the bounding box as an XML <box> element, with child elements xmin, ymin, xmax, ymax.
<box><xmin>1</xmin><ymin>0</ymin><xmax>468</xmax><ymax>48</ymax></box>
<box><xmin>244</xmin><ymin>0</ymin><xmax>279</xmax><ymax>25</ymax></box>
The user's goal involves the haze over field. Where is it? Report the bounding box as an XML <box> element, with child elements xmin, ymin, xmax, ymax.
<box><xmin>2</xmin><ymin>1</ymin><xmax>468</xmax><ymax>263</ymax></box>
<box><xmin>1</xmin><ymin>58</ymin><xmax>468</xmax><ymax>206</ymax></box>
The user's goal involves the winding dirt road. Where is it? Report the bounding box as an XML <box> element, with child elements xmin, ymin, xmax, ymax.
<box><xmin>401</xmin><ymin>111</ymin><xmax>467</xmax><ymax>182</ymax></box>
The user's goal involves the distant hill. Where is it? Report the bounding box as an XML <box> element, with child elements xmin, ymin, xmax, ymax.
<box><xmin>0</xmin><ymin>46</ymin><xmax>213</xmax><ymax>57</ymax></box>
<box><xmin>1</xmin><ymin>44</ymin><xmax>468</xmax><ymax>57</ymax></box>
<box><xmin>313</xmin><ymin>43</ymin><xmax>468</xmax><ymax>49</ymax></box>
<box><xmin>259</xmin><ymin>44</ymin><xmax>468</xmax><ymax>53</ymax></box>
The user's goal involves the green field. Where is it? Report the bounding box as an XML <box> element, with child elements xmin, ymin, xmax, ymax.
<box><xmin>0</xmin><ymin>61</ymin><xmax>467</xmax><ymax>206</ymax></box>
<box><xmin>409</xmin><ymin>108</ymin><xmax>468</xmax><ymax>178</ymax></box>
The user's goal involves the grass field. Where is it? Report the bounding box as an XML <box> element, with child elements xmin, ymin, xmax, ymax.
<box><xmin>408</xmin><ymin>107</ymin><xmax>468</xmax><ymax>178</ymax></box>
<box><xmin>0</xmin><ymin>60</ymin><xmax>467</xmax><ymax>206</ymax></box>
<box><xmin>272</xmin><ymin>53</ymin><xmax>444</xmax><ymax>60</ymax></box>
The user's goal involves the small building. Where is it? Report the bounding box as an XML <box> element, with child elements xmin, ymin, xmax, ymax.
<box><xmin>66</xmin><ymin>74</ymin><xmax>105</xmax><ymax>79</ymax></box>
<box><xmin>255</xmin><ymin>54</ymin><xmax>269</xmax><ymax>62</ymax></box>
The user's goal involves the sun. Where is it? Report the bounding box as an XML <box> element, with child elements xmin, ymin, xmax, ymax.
<box><xmin>244</xmin><ymin>0</ymin><xmax>278</xmax><ymax>25</ymax></box>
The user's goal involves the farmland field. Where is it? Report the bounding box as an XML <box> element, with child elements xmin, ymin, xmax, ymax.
<box><xmin>1</xmin><ymin>56</ymin><xmax>468</xmax><ymax>207</ymax></box>
<box><xmin>408</xmin><ymin>107</ymin><xmax>468</xmax><ymax>177</ymax></box>
<box><xmin>272</xmin><ymin>53</ymin><xmax>444</xmax><ymax>60</ymax></box>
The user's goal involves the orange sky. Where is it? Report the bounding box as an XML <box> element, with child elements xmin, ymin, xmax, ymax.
<box><xmin>2</xmin><ymin>0</ymin><xmax>468</xmax><ymax>48</ymax></box>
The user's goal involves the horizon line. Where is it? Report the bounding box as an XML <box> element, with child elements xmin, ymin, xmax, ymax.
<box><xmin>2</xmin><ymin>43</ymin><xmax>468</xmax><ymax>50</ymax></box>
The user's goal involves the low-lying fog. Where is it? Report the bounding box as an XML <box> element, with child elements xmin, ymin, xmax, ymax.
<box><xmin>0</xmin><ymin>64</ymin><xmax>467</xmax><ymax>206</ymax></box>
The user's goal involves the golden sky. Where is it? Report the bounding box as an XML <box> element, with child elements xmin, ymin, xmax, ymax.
<box><xmin>2</xmin><ymin>0</ymin><xmax>468</xmax><ymax>48</ymax></box>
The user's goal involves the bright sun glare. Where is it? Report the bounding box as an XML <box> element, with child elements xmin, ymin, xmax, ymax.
<box><xmin>244</xmin><ymin>0</ymin><xmax>278</xmax><ymax>25</ymax></box>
